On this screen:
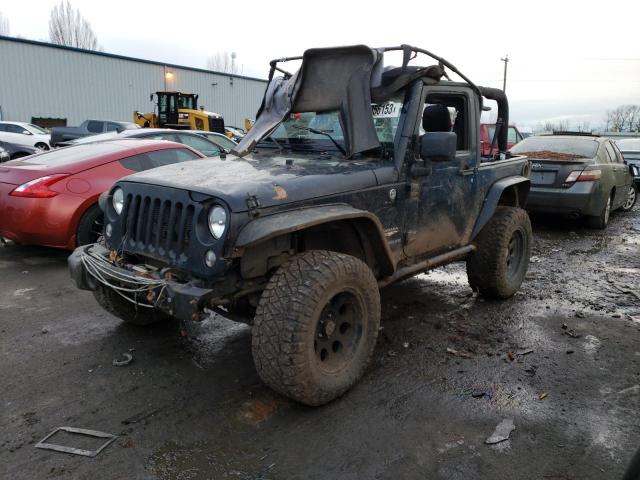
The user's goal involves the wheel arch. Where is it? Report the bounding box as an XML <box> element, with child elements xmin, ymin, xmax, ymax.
<box><xmin>471</xmin><ymin>176</ymin><xmax>530</xmax><ymax>240</ymax></box>
<box><xmin>235</xmin><ymin>205</ymin><xmax>396</xmax><ymax>278</ymax></box>
<box><xmin>68</xmin><ymin>197</ymin><xmax>101</xmax><ymax>248</ymax></box>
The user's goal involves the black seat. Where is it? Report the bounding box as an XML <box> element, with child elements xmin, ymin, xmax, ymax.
<box><xmin>422</xmin><ymin>104</ymin><xmax>451</xmax><ymax>132</ymax></box>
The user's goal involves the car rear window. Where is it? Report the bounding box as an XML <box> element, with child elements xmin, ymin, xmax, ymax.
<box><xmin>119</xmin><ymin>148</ymin><xmax>201</xmax><ymax>172</ymax></box>
<box><xmin>510</xmin><ymin>136</ymin><xmax>598</xmax><ymax>160</ymax></box>
<box><xmin>20</xmin><ymin>143</ymin><xmax>127</xmax><ymax>166</ymax></box>
<box><xmin>616</xmin><ymin>139</ymin><xmax>640</xmax><ymax>152</ymax></box>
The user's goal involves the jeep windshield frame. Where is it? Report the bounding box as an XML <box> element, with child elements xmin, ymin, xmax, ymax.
<box><xmin>259</xmin><ymin>91</ymin><xmax>407</xmax><ymax>159</ymax></box>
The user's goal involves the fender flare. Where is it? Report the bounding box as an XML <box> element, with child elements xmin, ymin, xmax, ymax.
<box><xmin>470</xmin><ymin>176</ymin><xmax>530</xmax><ymax>239</ymax></box>
<box><xmin>235</xmin><ymin>204</ymin><xmax>396</xmax><ymax>275</ymax></box>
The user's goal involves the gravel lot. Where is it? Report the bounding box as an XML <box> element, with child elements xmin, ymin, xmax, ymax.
<box><xmin>1</xmin><ymin>208</ymin><xmax>639</xmax><ymax>480</ymax></box>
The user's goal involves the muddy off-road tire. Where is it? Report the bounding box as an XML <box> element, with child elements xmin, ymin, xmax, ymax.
<box><xmin>587</xmin><ymin>193</ymin><xmax>612</xmax><ymax>229</ymax></box>
<box><xmin>252</xmin><ymin>250</ymin><xmax>380</xmax><ymax>406</ymax></box>
<box><xmin>467</xmin><ymin>206</ymin><xmax>532</xmax><ymax>299</ymax></box>
<box><xmin>93</xmin><ymin>286</ymin><xmax>169</xmax><ymax>326</ymax></box>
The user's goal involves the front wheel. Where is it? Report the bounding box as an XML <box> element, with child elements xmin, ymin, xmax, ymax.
<box><xmin>35</xmin><ymin>142</ymin><xmax>50</xmax><ymax>151</ymax></box>
<box><xmin>467</xmin><ymin>206</ymin><xmax>532</xmax><ymax>299</ymax></box>
<box><xmin>252</xmin><ymin>250</ymin><xmax>380</xmax><ymax>406</ymax></box>
<box><xmin>76</xmin><ymin>204</ymin><xmax>104</xmax><ymax>246</ymax></box>
<box><xmin>620</xmin><ymin>185</ymin><xmax>637</xmax><ymax>212</ymax></box>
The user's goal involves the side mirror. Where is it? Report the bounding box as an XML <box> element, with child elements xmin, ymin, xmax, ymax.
<box><xmin>420</xmin><ymin>132</ymin><xmax>457</xmax><ymax>162</ymax></box>
<box><xmin>630</xmin><ymin>164</ymin><xmax>639</xmax><ymax>177</ymax></box>
<box><xmin>116</xmin><ymin>127</ymin><xmax>125</xmax><ymax>133</ymax></box>
<box><xmin>22</xmin><ymin>130</ymin><xmax>32</xmax><ymax>135</ymax></box>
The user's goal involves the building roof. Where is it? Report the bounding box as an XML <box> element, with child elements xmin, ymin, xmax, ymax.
<box><xmin>0</xmin><ymin>35</ymin><xmax>268</xmax><ymax>84</ymax></box>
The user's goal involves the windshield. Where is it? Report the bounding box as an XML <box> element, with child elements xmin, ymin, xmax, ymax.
<box><xmin>616</xmin><ymin>138</ymin><xmax>640</xmax><ymax>152</ymax></box>
<box><xmin>511</xmin><ymin>136</ymin><xmax>599</xmax><ymax>159</ymax></box>
<box><xmin>69</xmin><ymin>131</ymin><xmax>119</xmax><ymax>144</ymax></box>
<box><xmin>267</xmin><ymin>94</ymin><xmax>404</xmax><ymax>156</ymax></box>
<box><xmin>177</xmin><ymin>95</ymin><xmax>196</xmax><ymax>109</ymax></box>
<box><xmin>27</xmin><ymin>124</ymin><xmax>49</xmax><ymax>134</ymax></box>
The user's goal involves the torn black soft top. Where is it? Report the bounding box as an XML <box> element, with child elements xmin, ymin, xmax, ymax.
<box><xmin>232</xmin><ymin>44</ymin><xmax>447</xmax><ymax>158</ymax></box>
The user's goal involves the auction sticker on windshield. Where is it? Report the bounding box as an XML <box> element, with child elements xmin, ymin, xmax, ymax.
<box><xmin>372</xmin><ymin>102</ymin><xmax>402</xmax><ymax>118</ymax></box>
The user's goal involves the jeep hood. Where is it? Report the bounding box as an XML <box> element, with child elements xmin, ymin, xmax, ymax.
<box><xmin>119</xmin><ymin>153</ymin><xmax>386</xmax><ymax>212</ymax></box>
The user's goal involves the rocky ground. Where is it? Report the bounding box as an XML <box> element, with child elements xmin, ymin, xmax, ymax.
<box><xmin>1</xmin><ymin>208</ymin><xmax>639</xmax><ymax>480</ymax></box>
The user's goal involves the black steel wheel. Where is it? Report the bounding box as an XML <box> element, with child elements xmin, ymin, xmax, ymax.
<box><xmin>314</xmin><ymin>290</ymin><xmax>364</xmax><ymax>374</ymax></box>
<box><xmin>506</xmin><ymin>229</ymin><xmax>526</xmax><ymax>279</ymax></box>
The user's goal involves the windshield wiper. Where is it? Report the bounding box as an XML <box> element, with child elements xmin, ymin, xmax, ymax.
<box><xmin>257</xmin><ymin>136</ymin><xmax>286</xmax><ymax>152</ymax></box>
<box><xmin>290</xmin><ymin>125</ymin><xmax>346</xmax><ymax>156</ymax></box>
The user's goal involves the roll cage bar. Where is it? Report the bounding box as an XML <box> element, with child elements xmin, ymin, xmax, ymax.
<box><xmin>267</xmin><ymin>44</ymin><xmax>482</xmax><ymax>98</ymax></box>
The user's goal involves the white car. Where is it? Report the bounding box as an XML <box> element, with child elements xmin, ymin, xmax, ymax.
<box><xmin>0</xmin><ymin>121</ymin><xmax>52</xmax><ymax>150</ymax></box>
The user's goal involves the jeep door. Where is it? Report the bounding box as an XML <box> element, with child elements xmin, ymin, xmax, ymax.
<box><xmin>403</xmin><ymin>85</ymin><xmax>481</xmax><ymax>256</ymax></box>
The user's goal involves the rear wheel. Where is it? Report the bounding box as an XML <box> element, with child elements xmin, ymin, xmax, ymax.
<box><xmin>620</xmin><ymin>185</ymin><xmax>637</xmax><ymax>212</ymax></box>
<box><xmin>587</xmin><ymin>193</ymin><xmax>612</xmax><ymax>229</ymax></box>
<box><xmin>76</xmin><ymin>204</ymin><xmax>104</xmax><ymax>246</ymax></box>
<box><xmin>252</xmin><ymin>250</ymin><xmax>380</xmax><ymax>406</ymax></box>
<box><xmin>93</xmin><ymin>286</ymin><xmax>170</xmax><ymax>326</ymax></box>
<box><xmin>467</xmin><ymin>206</ymin><xmax>532</xmax><ymax>299</ymax></box>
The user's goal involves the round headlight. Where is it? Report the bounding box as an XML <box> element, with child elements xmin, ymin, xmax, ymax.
<box><xmin>112</xmin><ymin>188</ymin><xmax>124</xmax><ymax>215</ymax></box>
<box><xmin>208</xmin><ymin>206</ymin><xmax>227</xmax><ymax>239</ymax></box>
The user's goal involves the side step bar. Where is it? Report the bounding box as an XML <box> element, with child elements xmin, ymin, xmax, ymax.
<box><xmin>378</xmin><ymin>244</ymin><xmax>476</xmax><ymax>288</ymax></box>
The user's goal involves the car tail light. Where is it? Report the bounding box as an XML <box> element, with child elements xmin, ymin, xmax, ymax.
<box><xmin>10</xmin><ymin>174</ymin><xmax>70</xmax><ymax>198</ymax></box>
<box><xmin>564</xmin><ymin>169</ymin><xmax>601</xmax><ymax>184</ymax></box>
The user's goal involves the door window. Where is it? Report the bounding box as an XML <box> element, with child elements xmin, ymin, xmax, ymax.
<box><xmin>507</xmin><ymin>127</ymin><xmax>518</xmax><ymax>144</ymax></box>
<box><xmin>605</xmin><ymin>142</ymin><xmax>621</xmax><ymax>163</ymax></box>
<box><xmin>611</xmin><ymin>143</ymin><xmax>626</xmax><ymax>164</ymax></box>
<box><xmin>106</xmin><ymin>123</ymin><xmax>121</xmax><ymax>132</ymax></box>
<box><xmin>87</xmin><ymin>121</ymin><xmax>104</xmax><ymax>133</ymax></box>
<box><xmin>421</xmin><ymin>93</ymin><xmax>470</xmax><ymax>151</ymax></box>
<box><xmin>177</xmin><ymin>134</ymin><xmax>221</xmax><ymax>156</ymax></box>
<box><xmin>119</xmin><ymin>148</ymin><xmax>201</xmax><ymax>172</ymax></box>
<box><xmin>6</xmin><ymin>124</ymin><xmax>28</xmax><ymax>134</ymax></box>
<box><xmin>146</xmin><ymin>133</ymin><xmax>179</xmax><ymax>141</ymax></box>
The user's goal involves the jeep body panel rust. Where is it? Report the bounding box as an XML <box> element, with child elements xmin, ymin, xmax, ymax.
<box><xmin>69</xmin><ymin>44</ymin><xmax>532</xmax><ymax>405</ymax></box>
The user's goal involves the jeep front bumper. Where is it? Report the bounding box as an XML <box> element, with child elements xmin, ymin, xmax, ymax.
<box><xmin>68</xmin><ymin>244</ymin><xmax>218</xmax><ymax>323</ymax></box>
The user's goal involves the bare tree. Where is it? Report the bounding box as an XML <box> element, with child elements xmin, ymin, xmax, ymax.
<box><xmin>605</xmin><ymin>105</ymin><xmax>640</xmax><ymax>132</ymax></box>
<box><xmin>48</xmin><ymin>1</ymin><xmax>101</xmax><ymax>50</ymax></box>
<box><xmin>0</xmin><ymin>12</ymin><xmax>10</xmax><ymax>36</ymax></box>
<box><xmin>206</xmin><ymin>51</ymin><xmax>239</xmax><ymax>74</ymax></box>
<box><xmin>542</xmin><ymin>119</ymin><xmax>570</xmax><ymax>132</ymax></box>
<box><xmin>576</xmin><ymin>121</ymin><xmax>591</xmax><ymax>133</ymax></box>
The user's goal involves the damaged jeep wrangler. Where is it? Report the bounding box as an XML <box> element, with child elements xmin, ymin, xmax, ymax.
<box><xmin>69</xmin><ymin>44</ymin><xmax>532</xmax><ymax>406</ymax></box>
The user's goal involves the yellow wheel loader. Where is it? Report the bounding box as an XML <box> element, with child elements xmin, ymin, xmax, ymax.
<box><xmin>134</xmin><ymin>92</ymin><xmax>226</xmax><ymax>134</ymax></box>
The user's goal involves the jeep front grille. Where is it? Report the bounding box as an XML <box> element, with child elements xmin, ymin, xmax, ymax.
<box><xmin>121</xmin><ymin>194</ymin><xmax>195</xmax><ymax>259</ymax></box>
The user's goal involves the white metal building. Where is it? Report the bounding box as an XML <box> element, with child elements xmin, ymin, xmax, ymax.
<box><xmin>0</xmin><ymin>36</ymin><xmax>268</xmax><ymax>128</ymax></box>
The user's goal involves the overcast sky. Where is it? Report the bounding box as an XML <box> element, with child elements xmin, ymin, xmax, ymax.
<box><xmin>2</xmin><ymin>0</ymin><xmax>639</xmax><ymax>129</ymax></box>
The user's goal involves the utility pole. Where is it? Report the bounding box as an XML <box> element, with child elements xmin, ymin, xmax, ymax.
<box><xmin>501</xmin><ymin>55</ymin><xmax>509</xmax><ymax>92</ymax></box>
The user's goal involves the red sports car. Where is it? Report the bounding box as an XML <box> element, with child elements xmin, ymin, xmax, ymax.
<box><xmin>0</xmin><ymin>139</ymin><xmax>204</xmax><ymax>249</ymax></box>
